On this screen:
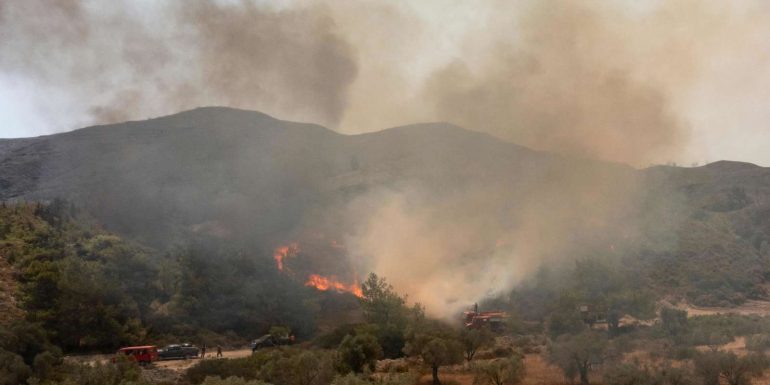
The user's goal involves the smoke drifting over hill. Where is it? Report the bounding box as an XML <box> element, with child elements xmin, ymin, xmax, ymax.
<box><xmin>4</xmin><ymin>0</ymin><xmax>759</xmax><ymax>165</ymax></box>
<box><xmin>0</xmin><ymin>0</ymin><xmax>357</xmax><ymax>128</ymax></box>
<box><xmin>2</xmin><ymin>1</ymin><xmax>766</xmax><ymax>317</ymax></box>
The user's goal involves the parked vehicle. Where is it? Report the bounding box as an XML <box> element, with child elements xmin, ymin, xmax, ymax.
<box><xmin>251</xmin><ymin>334</ymin><xmax>292</xmax><ymax>351</ymax></box>
<box><xmin>114</xmin><ymin>345</ymin><xmax>158</xmax><ymax>365</ymax></box>
<box><xmin>251</xmin><ymin>335</ymin><xmax>276</xmax><ymax>351</ymax></box>
<box><xmin>158</xmin><ymin>343</ymin><xmax>200</xmax><ymax>360</ymax></box>
<box><xmin>463</xmin><ymin>310</ymin><xmax>508</xmax><ymax>332</ymax></box>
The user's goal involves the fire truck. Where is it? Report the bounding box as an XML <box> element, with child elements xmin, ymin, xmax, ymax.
<box><xmin>463</xmin><ymin>304</ymin><xmax>509</xmax><ymax>332</ymax></box>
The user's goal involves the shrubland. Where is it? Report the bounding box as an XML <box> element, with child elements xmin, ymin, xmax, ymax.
<box><xmin>5</xmin><ymin>200</ymin><xmax>770</xmax><ymax>385</ymax></box>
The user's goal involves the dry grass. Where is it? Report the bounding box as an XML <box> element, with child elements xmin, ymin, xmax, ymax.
<box><xmin>520</xmin><ymin>354</ymin><xmax>577</xmax><ymax>385</ymax></box>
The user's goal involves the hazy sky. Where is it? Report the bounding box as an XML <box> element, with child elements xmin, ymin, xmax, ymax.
<box><xmin>1</xmin><ymin>0</ymin><xmax>769</xmax><ymax>166</ymax></box>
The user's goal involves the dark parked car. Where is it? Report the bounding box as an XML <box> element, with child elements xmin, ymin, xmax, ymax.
<box><xmin>251</xmin><ymin>334</ymin><xmax>292</xmax><ymax>351</ymax></box>
<box><xmin>251</xmin><ymin>335</ymin><xmax>276</xmax><ymax>351</ymax></box>
<box><xmin>158</xmin><ymin>343</ymin><xmax>200</xmax><ymax>360</ymax></box>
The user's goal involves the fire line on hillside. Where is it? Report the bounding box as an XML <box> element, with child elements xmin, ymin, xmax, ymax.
<box><xmin>273</xmin><ymin>243</ymin><xmax>363</xmax><ymax>298</ymax></box>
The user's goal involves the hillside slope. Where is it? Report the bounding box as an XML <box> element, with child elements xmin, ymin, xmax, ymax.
<box><xmin>1</xmin><ymin>107</ymin><xmax>769</xmax><ymax>308</ymax></box>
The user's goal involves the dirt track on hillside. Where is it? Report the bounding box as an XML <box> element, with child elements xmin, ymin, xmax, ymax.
<box><xmin>675</xmin><ymin>300</ymin><xmax>770</xmax><ymax>317</ymax></box>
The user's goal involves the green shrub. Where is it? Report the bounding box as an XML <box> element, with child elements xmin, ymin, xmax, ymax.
<box><xmin>603</xmin><ymin>363</ymin><xmax>652</xmax><ymax>385</ymax></box>
<box><xmin>378</xmin><ymin>372</ymin><xmax>420</xmax><ymax>385</ymax></box>
<box><xmin>0</xmin><ymin>348</ymin><xmax>32</xmax><ymax>385</ymax></box>
<box><xmin>261</xmin><ymin>349</ymin><xmax>336</xmax><ymax>385</ymax></box>
<box><xmin>49</xmin><ymin>355</ymin><xmax>146</xmax><ymax>385</ymax></box>
<box><xmin>316</xmin><ymin>324</ymin><xmax>362</xmax><ymax>349</ymax></box>
<box><xmin>200</xmin><ymin>376</ymin><xmax>270</xmax><ymax>385</ymax></box>
<box><xmin>186</xmin><ymin>357</ymin><xmax>259</xmax><ymax>384</ymax></box>
<box><xmin>338</xmin><ymin>333</ymin><xmax>383</xmax><ymax>373</ymax></box>
<box><xmin>695</xmin><ymin>351</ymin><xmax>769</xmax><ymax>385</ymax></box>
<box><xmin>33</xmin><ymin>350</ymin><xmax>63</xmax><ymax>380</ymax></box>
<box><xmin>331</xmin><ymin>373</ymin><xmax>371</xmax><ymax>385</ymax></box>
<box><xmin>472</xmin><ymin>355</ymin><xmax>525</xmax><ymax>385</ymax></box>
<box><xmin>660</xmin><ymin>308</ymin><xmax>688</xmax><ymax>336</ymax></box>
<box><xmin>667</xmin><ymin>345</ymin><xmax>697</xmax><ymax>360</ymax></box>
<box><xmin>746</xmin><ymin>334</ymin><xmax>770</xmax><ymax>352</ymax></box>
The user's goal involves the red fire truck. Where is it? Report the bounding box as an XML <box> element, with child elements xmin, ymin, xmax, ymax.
<box><xmin>114</xmin><ymin>345</ymin><xmax>159</xmax><ymax>365</ymax></box>
<box><xmin>463</xmin><ymin>310</ymin><xmax>509</xmax><ymax>331</ymax></box>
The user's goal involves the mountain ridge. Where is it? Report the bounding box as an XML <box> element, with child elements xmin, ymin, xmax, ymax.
<box><xmin>1</xmin><ymin>106</ymin><xmax>770</xmax><ymax>314</ymax></box>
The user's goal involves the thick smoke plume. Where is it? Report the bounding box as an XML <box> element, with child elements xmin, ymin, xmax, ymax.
<box><xmin>423</xmin><ymin>2</ymin><xmax>687</xmax><ymax>165</ymax></box>
<box><xmin>0</xmin><ymin>0</ymin><xmax>357</xmax><ymax>128</ymax></box>
<box><xmin>0</xmin><ymin>0</ymin><xmax>727</xmax><ymax>165</ymax></box>
<box><xmin>339</xmin><ymin>151</ymin><xmax>651</xmax><ymax>317</ymax></box>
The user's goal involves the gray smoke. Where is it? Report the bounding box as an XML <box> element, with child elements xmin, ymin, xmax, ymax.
<box><xmin>0</xmin><ymin>0</ymin><xmax>357</xmax><ymax>129</ymax></box>
<box><xmin>3</xmin><ymin>0</ymin><xmax>751</xmax><ymax>317</ymax></box>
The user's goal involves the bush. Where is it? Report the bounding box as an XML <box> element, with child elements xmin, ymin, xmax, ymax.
<box><xmin>653</xmin><ymin>365</ymin><xmax>694</xmax><ymax>385</ymax></box>
<box><xmin>472</xmin><ymin>355</ymin><xmax>525</xmax><ymax>385</ymax></box>
<box><xmin>548</xmin><ymin>330</ymin><xmax>608</xmax><ymax>385</ymax></box>
<box><xmin>331</xmin><ymin>373</ymin><xmax>371</xmax><ymax>385</ymax></box>
<box><xmin>460</xmin><ymin>327</ymin><xmax>495</xmax><ymax>361</ymax></box>
<box><xmin>186</xmin><ymin>356</ymin><xmax>259</xmax><ymax>384</ymax></box>
<box><xmin>49</xmin><ymin>355</ymin><xmax>146</xmax><ymax>385</ymax></box>
<box><xmin>379</xmin><ymin>371</ymin><xmax>420</xmax><ymax>385</ymax></box>
<box><xmin>695</xmin><ymin>351</ymin><xmax>769</xmax><ymax>385</ymax></box>
<box><xmin>604</xmin><ymin>363</ymin><xmax>695</xmax><ymax>385</ymax></box>
<box><xmin>603</xmin><ymin>363</ymin><xmax>652</xmax><ymax>385</ymax></box>
<box><xmin>33</xmin><ymin>350</ymin><xmax>63</xmax><ymax>380</ymax></box>
<box><xmin>0</xmin><ymin>321</ymin><xmax>55</xmax><ymax>366</ymax></box>
<box><xmin>338</xmin><ymin>333</ymin><xmax>383</xmax><ymax>373</ymax></box>
<box><xmin>746</xmin><ymin>334</ymin><xmax>770</xmax><ymax>352</ymax></box>
<box><xmin>316</xmin><ymin>324</ymin><xmax>363</xmax><ymax>349</ymax></box>
<box><xmin>260</xmin><ymin>349</ymin><xmax>336</xmax><ymax>385</ymax></box>
<box><xmin>377</xmin><ymin>359</ymin><xmax>410</xmax><ymax>373</ymax></box>
<box><xmin>660</xmin><ymin>308</ymin><xmax>688</xmax><ymax>336</ymax></box>
<box><xmin>491</xmin><ymin>347</ymin><xmax>514</xmax><ymax>358</ymax></box>
<box><xmin>188</xmin><ymin>348</ymin><xmax>337</xmax><ymax>385</ymax></box>
<box><xmin>666</xmin><ymin>346</ymin><xmax>697</xmax><ymax>360</ymax></box>
<box><xmin>201</xmin><ymin>376</ymin><xmax>269</xmax><ymax>385</ymax></box>
<box><xmin>0</xmin><ymin>348</ymin><xmax>32</xmax><ymax>385</ymax></box>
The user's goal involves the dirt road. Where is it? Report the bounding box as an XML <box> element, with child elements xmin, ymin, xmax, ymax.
<box><xmin>64</xmin><ymin>348</ymin><xmax>255</xmax><ymax>383</ymax></box>
<box><xmin>143</xmin><ymin>348</ymin><xmax>254</xmax><ymax>383</ymax></box>
<box><xmin>155</xmin><ymin>348</ymin><xmax>253</xmax><ymax>371</ymax></box>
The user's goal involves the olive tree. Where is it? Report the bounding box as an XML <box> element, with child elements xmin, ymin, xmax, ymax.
<box><xmin>404</xmin><ymin>320</ymin><xmax>464</xmax><ymax>385</ymax></box>
<box><xmin>461</xmin><ymin>327</ymin><xmax>495</xmax><ymax>362</ymax></box>
<box><xmin>548</xmin><ymin>330</ymin><xmax>607</xmax><ymax>385</ymax></box>
<box><xmin>695</xmin><ymin>351</ymin><xmax>769</xmax><ymax>385</ymax></box>
<box><xmin>338</xmin><ymin>332</ymin><xmax>383</xmax><ymax>373</ymax></box>
<box><xmin>472</xmin><ymin>354</ymin><xmax>525</xmax><ymax>385</ymax></box>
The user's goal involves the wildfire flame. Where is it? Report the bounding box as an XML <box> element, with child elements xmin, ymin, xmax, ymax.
<box><xmin>305</xmin><ymin>274</ymin><xmax>363</xmax><ymax>298</ymax></box>
<box><xmin>274</xmin><ymin>239</ymin><xmax>362</xmax><ymax>297</ymax></box>
<box><xmin>273</xmin><ymin>243</ymin><xmax>299</xmax><ymax>271</ymax></box>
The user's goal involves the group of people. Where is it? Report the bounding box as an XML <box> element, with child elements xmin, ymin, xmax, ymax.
<box><xmin>200</xmin><ymin>345</ymin><xmax>223</xmax><ymax>359</ymax></box>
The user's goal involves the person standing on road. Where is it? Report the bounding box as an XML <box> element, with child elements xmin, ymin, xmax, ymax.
<box><xmin>201</xmin><ymin>345</ymin><xmax>206</xmax><ymax>359</ymax></box>
<box><xmin>216</xmin><ymin>345</ymin><xmax>222</xmax><ymax>358</ymax></box>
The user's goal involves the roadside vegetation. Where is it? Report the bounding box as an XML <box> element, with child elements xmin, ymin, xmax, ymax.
<box><xmin>5</xmin><ymin>200</ymin><xmax>770</xmax><ymax>385</ymax></box>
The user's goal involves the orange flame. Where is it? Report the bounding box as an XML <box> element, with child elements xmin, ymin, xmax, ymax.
<box><xmin>305</xmin><ymin>274</ymin><xmax>363</xmax><ymax>297</ymax></box>
<box><xmin>274</xmin><ymin>243</ymin><xmax>299</xmax><ymax>271</ymax></box>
